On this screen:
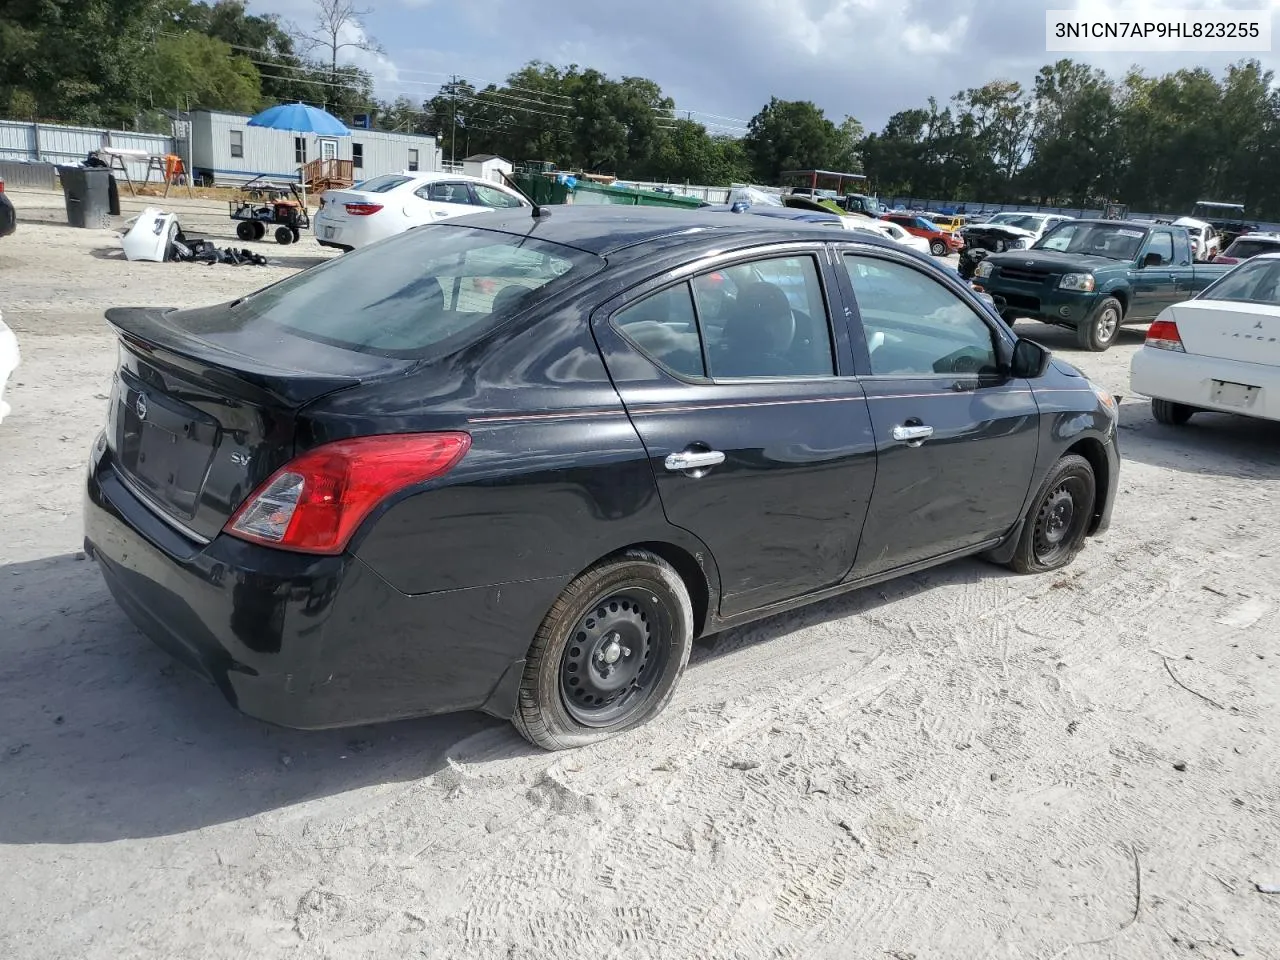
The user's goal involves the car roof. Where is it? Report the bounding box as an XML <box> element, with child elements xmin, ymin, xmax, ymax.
<box><xmin>1235</xmin><ymin>232</ymin><xmax>1280</xmax><ymax>241</ymax></box>
<box><xmin>369</xmin><ymin>170</ymin><xmax>512</xmax><ymax>187</ymax></box>
<box><xmin>449</xmin><ymin>205</ymin><xmax>900</xmax><ymax>257</ymax></box>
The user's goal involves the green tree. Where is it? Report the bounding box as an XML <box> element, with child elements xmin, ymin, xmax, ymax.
<box><xmin>147</xmin><ymin>31</ymin><xmax>261</xmax><ymax>113</ymax></box>
<box><xmin>743</xmin><ymin>97</ymin><xmax>843</xmax><ymax>183</ymax></box>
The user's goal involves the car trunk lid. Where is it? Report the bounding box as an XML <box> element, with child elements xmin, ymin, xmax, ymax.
<box><xmin>1165</xmin><ymin>300</ymin><xmax>1280</xmax><ymax>365</ymax></box>
<box><xmin>103</xmin><ymin>305</ymin><xmax>410</xmax><ymax>541</ymax></box>
<box><xmin>319</xmin><ymin>188</ymin><xmax>391</xmax><ymax>222</ymax></box>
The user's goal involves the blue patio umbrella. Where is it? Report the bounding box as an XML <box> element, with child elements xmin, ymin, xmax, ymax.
<box><xmin>247</xmin><ymin>102</ymin><xmax>351</xmax><ymax>137</ymax></box>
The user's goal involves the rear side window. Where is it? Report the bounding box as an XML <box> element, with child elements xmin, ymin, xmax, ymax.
<box><xmin>238</xmin><ymin>226</ymin><xmax>599</xmax><ymax>358</ymax></box>
<box><xmin>614</xmin><ymin>285</ymin><xmax>704</xmax><ymax>378</ymax></box>
<box><xmin>352</xmin><ymin>175</ymin><xmax>412</xmax><ymax>194</ymax></box>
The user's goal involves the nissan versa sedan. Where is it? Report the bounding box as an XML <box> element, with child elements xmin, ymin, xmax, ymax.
<box><xmin>84</xmin><ymin>208</ymin><xmax>1120</xmax><ymax>750</ymax></box>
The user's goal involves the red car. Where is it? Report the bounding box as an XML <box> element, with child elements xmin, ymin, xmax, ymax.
<box><xmin>881</xmin><ymin>213</ymin><xmax>962</xmax><ymax>257</ymax></box>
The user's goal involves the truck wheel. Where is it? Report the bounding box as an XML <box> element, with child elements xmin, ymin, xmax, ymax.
<box><xmin>1151</xmin><ymin>398</ymin><xmax>1194</xmax><ymax>425</ymax></box>
<box><xmin>1076</xmin><ymin>297</ymin><xmax>1123</xmax><ymax>352</ymax></box>
<box><xmin>930</xmin><ymin>239</ymin><xmax>947</xmax><ymax>257</ymax></box>
<box><xmin>236</xmin><ymin>221</ymin><xmax>255</xmax><ymax>241</ymax></box>
<box><xmin>512</xmin><ymin>550</ymin><xmax>693</xmax><ymax>751</ymax></box>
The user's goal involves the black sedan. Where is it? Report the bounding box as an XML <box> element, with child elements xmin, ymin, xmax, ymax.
<box><xmin>84</xmin><ymin>207</ymin><xmax>1120</xmax><ymax>750</ymax></box>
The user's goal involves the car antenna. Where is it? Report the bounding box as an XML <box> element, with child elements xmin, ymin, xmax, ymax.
<box><xmin>498</xmin><ymin>170</ymin><xmax>549</xmax><ymax>220</ymax></box>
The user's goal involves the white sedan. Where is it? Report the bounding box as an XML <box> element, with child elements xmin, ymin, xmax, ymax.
<box><xmin>314</xmin><ymin>172</ymin><xmax>531</xmax><ymax>250</ymax></box>
<box><xmin>844</xmin><ymin>217</ymin><xmax>932</xmax><ymax>255</ymax></box>
<box><xmin>1130</xmin><ymin>252</ymin><xmax>1280</xmax><ymax>425</ymax></box>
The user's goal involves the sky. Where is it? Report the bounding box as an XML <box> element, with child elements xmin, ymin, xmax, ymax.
<box><xmin>253</xmin><ymin>0</ymin><xmax>1280</xmax><ymax>134</ymax></box>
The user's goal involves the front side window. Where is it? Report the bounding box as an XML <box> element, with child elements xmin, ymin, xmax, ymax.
<box><xmin>844</xmin><ymin>254</ymin><xmax>999</xmax><ymax>377</ymax></box>
<box><xmin>473</xmin><ymin>184</ymin><xmax>525</xmax><ymax>209</ymax></box>
<box><xmin>692</xmin><ymin>255</ymin><xmax>835</xmax><ymax>379</ymax></box>
<box><xmin>235</xmin><ymin>226</ymin><xmax>598</xmax><ymax>358</ymax></box>
<box><xmin>1145</xmin><ymin>230</ymin><xmax>1174</xmax><ymax>266</ymax></box>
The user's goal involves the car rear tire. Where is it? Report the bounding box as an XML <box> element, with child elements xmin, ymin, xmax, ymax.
<box><xmin>1151</xmin><ymin>398</ymin><xmax>1195</xmax><ymax>425</ymax></box>
<box><xmin>1076</xmin><ymin>297</ymin><xmax>1123</xmax><ymax>352</ymax></box>
<box><xmin>1006</xmin><ymin>454</ymin><xmax>1096</xmax><ymax>575</ymax></box>
<box><xmin>512</xmin><ymin>550</ymin><xmax>694</xmax><ymax>750</ymax></box>
<box><xmin>930</xmin><ymin>239</ymin><xmax>947</xmax><ymax>257</ymax></box>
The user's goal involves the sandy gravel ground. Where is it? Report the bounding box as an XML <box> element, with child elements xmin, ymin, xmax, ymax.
<box><xmin>1</xmin><ymin>189</ymin><xmax>1278</xmax><ymax>960</ymax></box>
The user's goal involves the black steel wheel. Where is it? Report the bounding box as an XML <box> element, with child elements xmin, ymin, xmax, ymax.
<box><xmin>1152</xmin><ymin>398</ymin><xmax>1194</xmax><ymax>425</ymax></box>
<box><xmin>513</xmin><ymin>550</ymin><xmax>693</xmax><ymax>750</ymax></box>
<box><xmin>1006</xmin><ymin>454</ymin><xmax>1096</xmax><ymax>574</ymax></box>
<box><xmin>290</xmin><ymin>226</ymin><xmax>301</xmax><ymax>244</ymax></box>
<box><xmin>251</xmin><ymin>220</ymin><xmax>266</xmax><ymax>240</ymax></box>
<box><xmin>275</xmin><ymin>225</ymin><xmax>293</xmax><ymax>245</ymax></box>
<box><xmin>236</xmin><ymin>221</ymin><xmax>255</xmax><ymax>241</ymax></box>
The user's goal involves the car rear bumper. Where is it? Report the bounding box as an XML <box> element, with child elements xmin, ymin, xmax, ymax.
<box><xmin>85</xmin><ymin>447</ymin><xmax>566</xmax><ymax>728</ymax></box>
<box><xmin>1130</xmin><ymin>347</ymin><xmax>1280</xmax><ymax>421</ymax></box>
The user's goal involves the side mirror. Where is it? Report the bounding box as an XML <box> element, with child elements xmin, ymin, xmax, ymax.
<box><xmin>1142</xmin><ymin>252</ymin><xmax>1163</xmax><ymax>268</ymax></box>
<box><xmin>1011</xmin><ymin>338</ymin><xmax>1051</xmax><ymax>379</ymax></box>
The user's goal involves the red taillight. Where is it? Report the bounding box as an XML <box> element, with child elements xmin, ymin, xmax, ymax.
<box><xmin>0</xmin><ymin>179</ymin><xmax>5</xmax><ymax>193</ymax></box>
<box><xmin>344</xmin><ymin>202</ymin><xmax>383</xmax><ymax>216</ymax></box>
<box><xmin>225</xmin><ymin>433</ymin><xmax>471</xmax><ymax>554</ymax></box>
<box><xmin>1145</xmin><ymin>319</ymin><xmax>1185</xmax><ymax>353</ymax></box>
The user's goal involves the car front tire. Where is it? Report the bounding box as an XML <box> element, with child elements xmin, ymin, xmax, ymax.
<box><xmin>1006</xmin><ymin>454</ymin><xmax>1097</xmax><ymax>575</ymax></box>
<box><xmin>1151</xmin><ymin>398</ymin><xmax>1195</xmax><ymax>425</ymax></box>
<box><xmin>512</xmin><ymin>550</ymin><xmax>694</xmax><ymax>751</ymax></box>
<box><xmin>1076</xmin><ymin>297</ymin><xmax>1123</xmax><ymax>352</ymax></box>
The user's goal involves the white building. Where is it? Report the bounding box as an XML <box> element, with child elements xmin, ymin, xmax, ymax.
<box><xmin>461</xmin><ymin>154</ymin><xmax>513</xmax><ymax>184</ymax></box>
<box><xmin>185</xmin><ymin>109</ymin><xmax>443</xmax><ymax>187</ymax></box>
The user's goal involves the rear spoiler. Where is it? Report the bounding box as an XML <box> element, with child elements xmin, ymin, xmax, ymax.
<box><xmin>105</xmin><ymin>307</ymin><xmax>363</xmax><ymax>407</ymax></box>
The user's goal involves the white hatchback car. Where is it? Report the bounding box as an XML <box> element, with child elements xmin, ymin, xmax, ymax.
<box><xmin>1130</xmin><ymin>252</ymin><xmax>1280</xmax><ymax>425</ymax></box>
<box><xmin>314</xmin><ymin>172</ymin><xmax>531</xmax><ymax>251</ymax></box>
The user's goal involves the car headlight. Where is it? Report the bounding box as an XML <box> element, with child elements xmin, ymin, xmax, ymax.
<box><xmin>1007</xmin><ymin>238</ymin><xmax>1027</xmax><ymax>250</ymax></box>
<box><xmin>1088</xmin><ymin>379</ymin><xmax>1118</xmax><ymax>418</ymax></box>
<box><xmin>974</xmin><ymin>261</ymin><xmax>994</xmax><ymax>279</ymax></box>
<box><xmin>1059</xmin><ymin>273</ymin><xmax>1096</xmax><ymax>292</ymax></box>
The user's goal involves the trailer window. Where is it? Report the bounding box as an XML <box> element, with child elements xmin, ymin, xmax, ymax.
<box><xmin>229</xmin><ymin>130</ymin><xmax>243</xmax><ymax>159</ymax></box>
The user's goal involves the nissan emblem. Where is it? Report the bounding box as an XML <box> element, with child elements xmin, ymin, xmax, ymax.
<box><xmin>135</xmin><ymin>393</ymin><xmax>148</xmax><ymax>421</ymax></box>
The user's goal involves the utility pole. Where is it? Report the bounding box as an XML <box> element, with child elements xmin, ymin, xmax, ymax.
<box><xmin>450</xmin><ymin>74</ymin><xmax>457</xmax><ymax>165</ymax></box>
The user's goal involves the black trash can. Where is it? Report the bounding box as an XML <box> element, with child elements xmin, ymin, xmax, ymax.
<box><xmin>56</xmin><ymin>165</ymin><xmax>112</xmax><ymax>228</ymax></box>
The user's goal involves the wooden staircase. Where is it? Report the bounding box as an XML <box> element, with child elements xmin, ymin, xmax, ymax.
<box><xmin>303</xmin><ymin>158</ymin><xmax>354</xmax><ymax>194</ymax></box>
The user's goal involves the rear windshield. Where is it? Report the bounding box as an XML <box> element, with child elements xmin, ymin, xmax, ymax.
<box><xmin>1198</xmin><ymin>258</ymin><xmax>1280</xmax><ymax>305</ymax></box>
<box><xmin>236</xmin><ymin>225</ymin><xmax>600</xmax><ymax>358</ymax></box>
<box><xmin>1223</xmin><ymin>238</ymin><xmax>1280</xmax><ymax>260</ymax></box>
<box><xmin>351</xmin><ymin>175</ymin><xmax>413</xmax><ymax>193</ymax></box>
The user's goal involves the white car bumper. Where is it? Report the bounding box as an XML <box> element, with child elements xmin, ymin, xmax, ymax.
<box><xmin>0</xmin><ymin>317</ymin><xmax>19</xmax><ymax>425</ymax></box>
<box><xmin>1130</xmin><ymin>347</ymin><xmax>1280</xmax><ymax>421</ymax></box>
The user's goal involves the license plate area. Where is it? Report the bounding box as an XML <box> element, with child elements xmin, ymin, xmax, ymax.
<box><xmin>113</xmin><ymin>369</ymin><xmax>220</xmax><ymax>518</ymax></box>
<box><xmin>323</xmin><ymin>226</ymin><xmax>336</xmax><ymax>239</ymax></box>
<box><xmin>1210</xmin><ymin>379</ymin><xmax>1259</xmax><ymax>408</ymax></box>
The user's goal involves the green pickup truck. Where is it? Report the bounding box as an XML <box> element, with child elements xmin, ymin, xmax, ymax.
<box><xmin>972</xmin><ymin>219</ymin><xmax>1232</xmax><ymax>351</ymax></box>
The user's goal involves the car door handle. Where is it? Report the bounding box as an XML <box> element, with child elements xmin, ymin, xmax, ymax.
<box><xmin>892</xmin><ymin>424</ymin><xmax>934</xmax><ymax>446</ymax></box>
<box><xmin>664</xmin><ymin>450</ymin><xmax>725</xmax><ymax>472</ymax></box>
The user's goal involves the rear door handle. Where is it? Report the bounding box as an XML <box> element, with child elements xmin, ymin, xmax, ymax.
<box><xmin>664</xmin><ymin>450</ymin><xmax>725</xmax><ymax>472</ymax></box>
<box><xmin>892</xmin><ymin>424</ymin><xmax>934</xmax><ymax>446</ymax></box>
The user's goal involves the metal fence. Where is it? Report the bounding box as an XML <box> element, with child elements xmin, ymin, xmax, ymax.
<box><xmin>0</xmin><ymin>120</ymin><xmax>174</xmax><ymax>182</ymax></box>
<box><xmin>0</xmin><ymin>159</ymin><xmax>56</xmax><ymax>190</ymax></box>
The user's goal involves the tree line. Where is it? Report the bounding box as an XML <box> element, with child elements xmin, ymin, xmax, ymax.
<box><xmin>3</xmin><ymin>2</ymin><xmax>1279</xmax><ymax>218</ymax></box>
